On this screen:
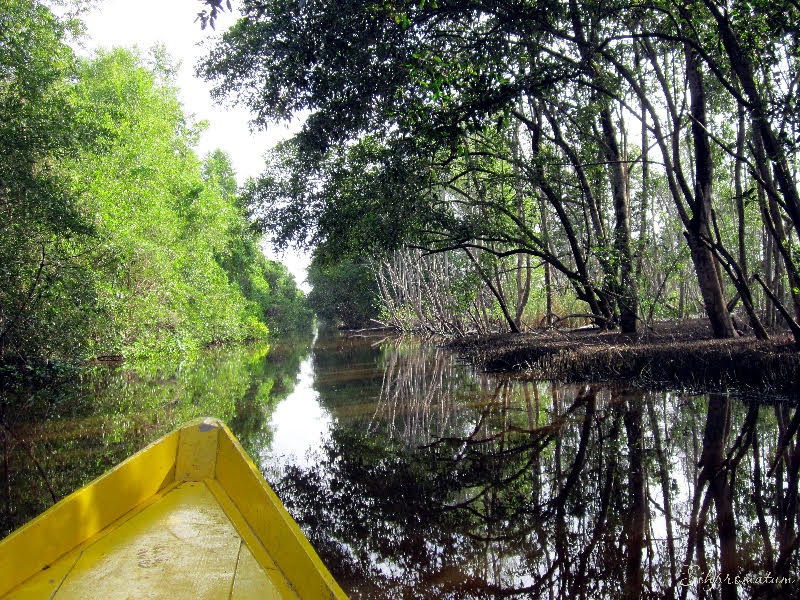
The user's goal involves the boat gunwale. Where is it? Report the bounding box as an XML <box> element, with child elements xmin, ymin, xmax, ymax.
<box><xmin>0</xmin><ymin>417</ymin><xmax>347</xmax><ymax>600</ymax></box>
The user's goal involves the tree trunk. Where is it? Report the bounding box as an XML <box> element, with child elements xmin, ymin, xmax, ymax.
<box><xmin>636</xmin><ymin>103</ymin><xmax>649</xmax><ymax>280</ymax></box>
<box><xmin>735</xmin><ymin>104</ymin><xmax>747</xmax><ymax>279</ymax></box>
<box><xmin>685</xmin><ymin>42</ymin><xmax>737</xmax><ymax>338</ymax></box>
<box><xmin>539</xmin><ymin>195</ymin><xmax>553</xmax><ymax>327</ymax></box>
<box><xmin>706</xmin><ymin>1</ymin><xmax>800</xmax><ymax>336</ymax></box>
<box><xmin>464</xmin><ymin>249</ymin><xmax>521</xmax><ymax>333</ymax></box>
<box><xmin>600</xmin><ymin>108</ymin><xmax>638</xmax><ymax>333</ymax></box>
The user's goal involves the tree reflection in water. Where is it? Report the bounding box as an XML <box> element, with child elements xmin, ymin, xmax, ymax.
<box><xmin>0</xmin><ymin>336</ymin><xmax>311</xmax><ymax>537</ymax></box>
<box><xmin>278</xmin><ymin>337</ymin><xmax>799</xmax><ymax>600</ymax></box>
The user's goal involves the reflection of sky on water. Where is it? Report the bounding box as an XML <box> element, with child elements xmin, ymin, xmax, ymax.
<box><xmin>264</xmin><ymin>355</ymin><xmax>332</xmax><ymax>470</ymax></box>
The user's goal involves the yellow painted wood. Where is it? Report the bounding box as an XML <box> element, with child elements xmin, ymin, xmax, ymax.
<box><xmin>231</xmin><ymin>542</ymin><xmax>287</xmax><ymax>600</ymax></box>
<box><xmin>175</xmin><ymin>421</ymin><xmax>219</xmax><ymax>481</ymax></box>
<box><xmin>1</xmin><ymin>486</ymin><xmax>177</xmax><ymax>600</ymax></box>
<box><xmin>0</xmin><ymin>430</ymin><xmax>180</xmax><ymax>596</ymax></box>
<box><xmin>53</xmin><ymin>482</ymin><xmax>242</xmax><ymax>599</ymax></box>
<box><xmin>0</xmin><ymin>547</ymin><xmax>80</xmax><ymax>600</ymax></box>
<box><xmin>205</xmin><ymin>479</ymin><xmax>299</xmax><ymax>599</ymax></box>
<box><xmin>0</xmin><ymin>417</ymin><xmax>348</xmax><ymax>599</ymax></box>
<box><xmin>215</xmin><ymin>426</ymin><xmax>348</xmax><ymax>600</ymax></box>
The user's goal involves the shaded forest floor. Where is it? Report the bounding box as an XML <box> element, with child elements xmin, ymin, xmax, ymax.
<box><xmin>449</xmin><ymin>319</ymin><xmax>800</xmax><ymax>397</ymax></box>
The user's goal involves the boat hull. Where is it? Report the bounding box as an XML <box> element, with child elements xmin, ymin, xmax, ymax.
<box><xmin>0</xmin><ymin>418</ymin><xmax>347</xmax><ymax>599</ymax></box>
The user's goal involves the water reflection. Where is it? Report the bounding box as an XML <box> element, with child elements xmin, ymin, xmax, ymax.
<box><xmin>0</xmin><ymin>335</ymin><xmax>312</xmax><ymax>537</ymax></box>
<box><xmin>268</xmin><ymin>356</ymin><xmax>332</xmax><ymax>469</ymax></box>
<box><xmin>272</xmin><ymin>333</ymin><xmax>800</xmax><ymax>600</ymax></box>
<box><xmin>2</xmin><ymin>330</ymin><xmax>799</xmax><ymax>600</ymax></box>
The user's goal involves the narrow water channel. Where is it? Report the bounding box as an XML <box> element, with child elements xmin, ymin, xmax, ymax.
<box><xmin>1</xmin><ymin>329</ymin><xmax>798</xmax><ymax>599</ymax></box>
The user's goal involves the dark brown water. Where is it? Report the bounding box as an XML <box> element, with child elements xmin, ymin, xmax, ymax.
<box><xmin>1</xmin><ymin>329</ymin><xmax>798</xmax><ymax>599</ymax></box>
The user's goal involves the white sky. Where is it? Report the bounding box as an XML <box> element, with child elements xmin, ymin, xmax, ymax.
<box><xmin>75</xmin><ymin>0</ymin><xmax>311</xmax><ymax>290</ymax></box>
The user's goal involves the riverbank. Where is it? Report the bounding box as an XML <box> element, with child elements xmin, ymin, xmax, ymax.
<box><xmin>449</xmin><ymin>320</ymin><xmax>800</xmax><ymax>396</ymax></box>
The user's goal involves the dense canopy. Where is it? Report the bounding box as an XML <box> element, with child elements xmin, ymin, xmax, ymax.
<box><xmin>0</xmin><ymin>0</ymin><xmax>310</xmax><ymax>365</ymax></box>
<box><xmin>202</xmin><ymin>0</ymin><xmax>800</xmax><ymax>341</ymax></box>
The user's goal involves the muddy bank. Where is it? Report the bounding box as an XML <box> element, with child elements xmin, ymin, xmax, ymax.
<box><xmin>449</xmin><ymin>320</ymin><xmax>800</xmax><ymax>396</ymax></box>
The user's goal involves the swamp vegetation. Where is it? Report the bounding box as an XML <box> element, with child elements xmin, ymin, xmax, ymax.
<box><xmin>3</xmin><ymin>1</ymin><xmax>800</xmax><ymax>599</ymax></box>
<box><xmin>1</xmin><ymin>0</ymin><xmax>310</xmax><ymax>370</ymax></box>
<box><xmin>199</xmin><ymin>0</ymin><xmax>800</xmax><ymax>345</ymax></box>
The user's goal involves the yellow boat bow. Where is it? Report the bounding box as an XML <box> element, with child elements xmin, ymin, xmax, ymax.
<box><xmin>0</xmin><ymin>417</ymin><xmax>347</xmax><ymax>599</ymax></box>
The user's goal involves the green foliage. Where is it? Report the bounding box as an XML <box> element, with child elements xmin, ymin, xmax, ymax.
<box><xmin>205</xmin><ymin>150</ymin><xmax>312</xmax><ymax>336</ymax></box>
<box><xmin>306</xmin><ymin>255</ymin><xmax>379</xmax><ymax>329</ymax></box>
<box><xmin>245</xmin><ymin>135</ymin><xmax>438</xmax><ymax>261</ymax></box>
<box><xmin>0</xmin><ymin>0</ymin><xmax>99</xmax><ymax>360</ymax></box>
<box><xmin>204</xmin><ymin>0</ymin><xmax>800</xmax><ymax>339</ymax></box>
<box><xmin>64</xmin><ymin>47</ymin><xmax>261</xmax><ymax>356</ymax></box>
<box><xmin>204</xmin><ymin>3</ymin><xmax>631</xmax><ymax>332</ymax></box>
<box><xmin>0</xmin><ymin>3</ymin><xmax>307</xmax><ymax>364</ymax></box>
<box><xmin>257</xmin><ymin>257</ymin><xmax>313</xmax><ymax>334</ymax></box>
